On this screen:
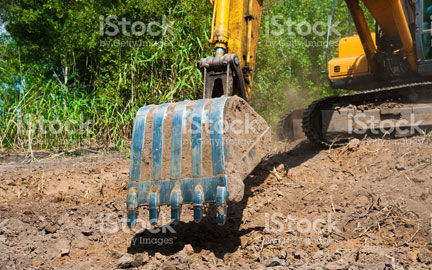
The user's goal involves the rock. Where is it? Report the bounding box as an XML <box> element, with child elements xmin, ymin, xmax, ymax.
<box><xmin>54</xmin><ymin>239</ymin><xmax>70</xmax><ymax>256</ymax></box>
<box><xmin>31</xmin><ymin>260</ymin><xmax>44</xmax><ymax>267</ymax></box>
<box><xmin>395</xmin><ymin>163</ymin><xmax>405</xmax><ymax>171</ymax></box>
<box><xmin>109</xmin><ymin>249</ymin><xmax>123</xmax><ymax>259</ymax></box>
<box><xmin>347</xmin><ymin>139</ymin><xmax>360</xmax><ymax>150</ymax></box>
<box><xmin>417</xmin><ymin>250</ymin><xmax>432</xmax><ymax>265</ymax></box>
<box><xmin>183</xmin><ymin>244</ymin><xmax>194</xmax><ymax>255</ymax></box>
<box><xmin>293</xmin><ymin>251</ymin><xmax>302</xmax><ymax>260</ymax></box>
<box><xmin>117</xmin><ymin>254</ymin><xmax>134</xmax><ymax>268</ymax></box>
<box><xmin>160</xmin><ymin>263</ymin><xmax>176</xmax><ymax>270</ymax></box>
<box><xmin>88</xmin><ymin>233</ymin><xmax>100</xmax><ymax>241</ymax></box>
<box><xmin>317</xmin><ymin>240</ymin><xmax>329</xmax><ymax>250</ymax></box>
<box><xmin>81</xmin><ymin>216</ymin><xmax>93</xmax><ymax>236</ymax></box>
<box><xmin>279</xmin><ymin>250</ymin><xmax>287</xmax><ymax>259</ymax></box>
<box><xmin>155</xmin><ymin>252</ymin><xmax>165</xmax><ymax>260</ymax></box>
<box><xmin>313</xmin><ymin>250</ymin><xmax>324</xmax><ymax>259</ymax></box>
<box><xmin>44</xmin><ymin>223</ymin><xmax>59</xmax><ymax>234</ymax></box>
<box><xmin>250</xmin><ymin>264</ymin><xmax>266</xmax><ymax>270</ymax></box>
<box><xmin>132</xmin><ymin>254</ymin><xmax>146</xmax><ymax>267</ymax></box>
<box><xmin>57</xmin><ymin>213</ymin><xmax>69</xmax><ymax>225</ymax></box>
<box><xmin>265</xmin><ymin>256</ymin><xmax>285</xmax><ymax>267</ymax></box>
<box><xmin>165</xmin><ymin>254</ymin><xmax>189</xmax><ymax>270</ymax></box>
<box><xmin>276</xmin><ymin>164</ymin><xmax>285</xmax><ymax>173</ymax></box>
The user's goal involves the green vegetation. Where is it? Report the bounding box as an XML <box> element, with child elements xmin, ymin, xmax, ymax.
<box><xmin>0</xmin><ymin>0</ymin><xmax>370</xmax><ymax>151</ymax></box>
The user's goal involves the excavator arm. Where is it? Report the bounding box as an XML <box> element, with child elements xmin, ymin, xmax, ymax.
<box><xmin>199</xmin><ymin>0</ymin><xmax>263</xmax><ymax>100</ymax></box>
<box><xmin>126</xmin><ymin>0</ymin><xmax>270</xmax><ymax>228</ymax></box>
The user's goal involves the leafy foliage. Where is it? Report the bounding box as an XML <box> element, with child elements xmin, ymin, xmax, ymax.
<box><xmin>0</xmin><ymin>0</ymin><xmax>212</xmax><ymax>150</ymax></box>
<box><xmin>0</xmin><ymin>0</ymin><xmax>375</xmax><ymax>150</ymax></box>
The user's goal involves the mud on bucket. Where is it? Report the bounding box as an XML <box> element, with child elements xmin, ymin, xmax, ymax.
<box><xmin>127</xmin><ymin>96</ymin><xmax>271</xmax><ymax>227</ymax></box>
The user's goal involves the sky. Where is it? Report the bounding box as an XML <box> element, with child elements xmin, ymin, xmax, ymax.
<box><xmin>0</xmin><ymin>20</ymin><xmax>9</xmax><ymax>36</ymax></box>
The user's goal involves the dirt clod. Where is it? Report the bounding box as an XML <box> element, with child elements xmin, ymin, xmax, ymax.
<box><xmin>265</xmin><ymin>256</ymin><xmax>285</xmax><ymax>267</ymax></box>
<box><xmin>117</xmin><ymin>254</ymin><xmax>134</xmax><ymax>268</ymax></box>
<box><xmin>183</xmin><ymin>243</ymin><xmax>194</xmax><ymax>255</ymax></box>
<box><xmin>347</xmin><ymin>138</ymin><xmax>361</xmax><ymax>150</ymax></box>
<box><xmin>417</xmin><ymin>250</ymin><xmax>432</xmax><ymax>264</ymax></box>
<box><xmin>54</xmin><ymin>238</ymin><xmax>71</xmax><ymax>257</ymax></box>
<box><xmin>132</xmin><ymin>254</ymin><xmax>145</xmax><ymax>267</ymax></box>
<box><xmin>44</xmin><ymin>223</ymin><xmax>59</xmax><ymax>234</ymax></box>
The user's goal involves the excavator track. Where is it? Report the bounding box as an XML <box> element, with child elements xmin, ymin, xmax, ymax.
<box><xmin>302</xmin><ymin>81</ymin><xmax>432</xmax><ymax>147</ymax></box>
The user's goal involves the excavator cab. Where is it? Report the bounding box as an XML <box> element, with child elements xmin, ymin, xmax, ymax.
<box><xmin>419</xmin><ymin>0</ymin><xmax>432</xmax><ymax>59</ymax></box>
<box><xmin>417</xmin><ymin>0</ymin><xmax>432</xmax><ymax>72</ymax></box>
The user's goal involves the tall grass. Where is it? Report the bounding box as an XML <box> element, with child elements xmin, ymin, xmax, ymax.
<box><xmin>0</xmin><ymin>0</ymin><xmax>212</xmax><ymax>152</ymax></box>
<box><xmin>0</xmin><ymin>80</ymin><xmax>136</xmax><ymax>151</ymax></box>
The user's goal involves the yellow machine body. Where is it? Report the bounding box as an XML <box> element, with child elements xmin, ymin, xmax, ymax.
<box><xmin>328</xmin><ymin>0</ymin><xmax>420</xmax><ymax>89</ymax></box>
<box><xmin>328</xmin><ymin>34</ymin><xmax>375</xmax><ymax>80</ymax></box>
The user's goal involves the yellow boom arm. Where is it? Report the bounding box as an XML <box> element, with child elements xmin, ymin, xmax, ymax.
<box><xmin>198</xmin><ymin>0</ymin><xmax>263</xmax><ymax>100</ymax></box>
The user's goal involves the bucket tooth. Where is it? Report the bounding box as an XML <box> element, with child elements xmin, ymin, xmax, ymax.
<box><xmin>127</xmin><ymin>96</ymin><xmax>271</xmax><ymax>227</ymax></box>
<box><xmin>170</xmin><ymin>188</ymin><xmax>182</xmax><ymax>224</ymax></box>
<box><xmin>149</xmin><ymin>191</ymin><xmax>159</xmax><ymax>225</ymax></box>
<box><xmin>216</xmin><ymin>186</ymin><xmax>228</xmax><ymax>225</ymax></box>
<box><xmin>193</xmin><ymin>186</ymin><xmax>204</xmax><ymax>223</ymax></box>
<box><xmin>127</xmin><ymin>187</ymin><xmax>138</xmax><ymax>228</ymax></box>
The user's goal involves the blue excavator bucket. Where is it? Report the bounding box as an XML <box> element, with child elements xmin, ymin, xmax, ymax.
<box><xmin>127</xmin><ymin>96</ymin><xmax>271</xmax><ymax>227</ymax></box>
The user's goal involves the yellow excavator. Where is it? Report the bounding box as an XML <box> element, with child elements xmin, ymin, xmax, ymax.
<box><xmin>127</xmin><ymin>0</ymin><xmax>432</xmax><ymax>227</ymax></box>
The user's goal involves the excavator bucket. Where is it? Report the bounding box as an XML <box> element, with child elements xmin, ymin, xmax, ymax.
<box><xmin>127</xmin><ymin>96</ymin><xmax>271</xmax><ymax>227</ymax></box>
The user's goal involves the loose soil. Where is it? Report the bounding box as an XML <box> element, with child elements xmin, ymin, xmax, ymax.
<box><xmin>1</xmin><ymin>136</ymin><xmax>432</xmax><ymax>269</ymax></box>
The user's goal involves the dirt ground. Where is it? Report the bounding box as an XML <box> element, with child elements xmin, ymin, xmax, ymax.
<box><xmin>1</xmin><ymin>136</ymin><xmax>432</xmax><ymax>270</ymax></box>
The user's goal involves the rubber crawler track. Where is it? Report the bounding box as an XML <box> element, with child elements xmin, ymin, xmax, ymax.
<box><xmin>302</xmin><ymin>81</ymin><xmax>432</xmax><ymax>147</ymax></box>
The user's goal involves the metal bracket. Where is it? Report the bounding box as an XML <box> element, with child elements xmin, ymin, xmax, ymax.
<box><xmin>197</xmin><ymin>54</ymin><xmax>247</xmax><ymax>100</ymax></box>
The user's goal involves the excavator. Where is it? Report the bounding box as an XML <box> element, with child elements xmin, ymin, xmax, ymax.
<box><xmin>127</xmin><ymin>0</ymin><xmax>432</xmax><ymax>227</ymax></box>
